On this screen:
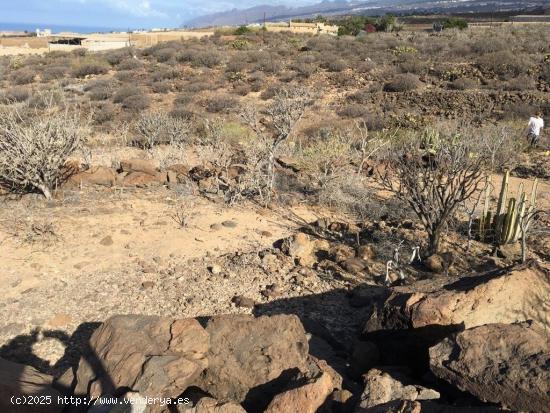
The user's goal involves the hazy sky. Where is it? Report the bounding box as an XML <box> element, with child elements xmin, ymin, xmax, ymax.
<box><xmin>0</xmin><ymin>0</ymin><xmax>323</xmax><ymax>28</ymax></box>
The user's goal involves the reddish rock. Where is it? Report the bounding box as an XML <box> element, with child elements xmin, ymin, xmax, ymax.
<box><xmin>264</xmin><ymin>371</ymin><xmax>334</xmax><ymax>413</ymax></box>
<box><xmin>363</xmin><ymin>263</ymin><xmax>550</xmax><ymax>369</ymax></box>
<box><xmin>122</xmin><ymin>171</ymin><xmax>162</xmax><ymax>187</ymax></box>
<box><xmin>430</xmin><ymin>322</ymin><xmax>550</xmax><ymax>413</ymax></box>
<box><xmin>120</xmin><ymin>158</ymin><xmax>158</xmax><ymax>176</ymax></box>
<box><xmin>198</xmin><ymin>314</ymin><xmax>309</xmax><ymax>410</ymax></box>
<box><xmin>74</xmin><ymin>315</ymin><xmax>208</xmax><ymax>405</ymax></box>
<box><xmin>67</xmin><ymin>166</ymin><xmax>117</xmax><ymax>187</ymax></box>
<box><xmin>357</xmin><ymin>245</ymin><xmax>376</xmax><ymax>261</ymax></box>
<box><xmin>358</xmin><ymin>367</ymin><xmax>439</xmax><ymax>409</ymax></box>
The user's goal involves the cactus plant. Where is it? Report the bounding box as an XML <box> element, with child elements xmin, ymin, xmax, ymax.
<box><xmin>477</xmin><ymin>171</ymin><xmax>538</xmax><ymax>249</ymax></box>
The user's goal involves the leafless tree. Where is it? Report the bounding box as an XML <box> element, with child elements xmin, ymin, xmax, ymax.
<box><xmin>518</xmin><ymin>207</ymin><xmax>548</xmax><ymax>263</ymax></box>
<box><xmin>378</xmin><ymin>130</ymin><xmax>490</xmax><ymax>255</ymax></box>
<box><xmin>135</xmin><ymin>111</ymin><xmax>190</xmax><ymax>150</ymax></box>
<box><xmin>0</xmin><ymin>99</ymin><xmax>89</xmax><ymax>199</ymax></box>
<box><xmin>241</xmin><ymin>88</ymin><xmax>312</xmax><ymax>203</ymax></box>
<box><xmin>353</xmin><ymin>120</ymin><xmax>388</xmax><ymax>175</ymax></box>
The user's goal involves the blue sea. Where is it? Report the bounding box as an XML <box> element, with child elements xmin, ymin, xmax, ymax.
<box><xmin>0</xmin><ymin>22</ymin><xmax>131</xmax><ymax>34</ymax></box>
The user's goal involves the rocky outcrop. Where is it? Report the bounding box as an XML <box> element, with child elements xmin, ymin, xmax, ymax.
<box><xmin>355</xmin><ymin>400</ymin><xmax>507</xmax><ymax>413</ymax></box>
<box><xmin>363</xmin><ymin>263</ymin><xmax>550</xmax><ymax>369</ymax></box>
<box><xmin>357</xmin><ymin>367</ymin><xmax>439</xmax><ymax>409</ymax></box>
<box><xmin>280</xmin><ymin>232</ymin><xmax>330</xmax><ymax>267</ymax></box>
<box><xmin>120</xmin><ymin>159</ymin><xmax>159</xmax><ymax>176</ymax></box>
<box><xmin>186</xmin><ymin>397</ymin><xmax>246</xmax><ymax>412</ymax></box>
<box><xmin>122</xmin><ymin>171</ymin><xmax>164</xmax><ymax>187</ymax></box>
<box><xmin>264</xmin><ymin>370</ymin><xmax>334</xmax><ymax>413</ymax></box>
<box><xmin>67</xmin><ymin>166</ymin><xmax>117</xmax><ymax>187</ymax></box>
<box><xmin>0</xmin><ymin>358</ymin><xmax>63</xmax><ymax>413</ymax></box>
<box><xmin>430</xmin><ymin>322</ymin><xmax>550</xmax><ymax>413</ymax></box>
<box><xmin>198</xmin><ymin>314</ymin><xmax>309</xmax><ymax>411</ymax></box>
<box><xmin>74</xmin><ymin>315</ymin><xmax>209</xmax><ymax>402</ymax></box>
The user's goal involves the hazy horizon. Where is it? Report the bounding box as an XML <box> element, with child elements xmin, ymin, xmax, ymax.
<box><xmin>0</xmin><ymin>0</ymin><xmax>327</xmax><ymax>29</ymax></box>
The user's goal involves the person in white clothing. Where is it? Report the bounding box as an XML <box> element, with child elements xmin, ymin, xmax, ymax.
<box><xmin>527</xmin><ymin>111</ymin><xmax>544</xmax><ymax>147</ymax></box>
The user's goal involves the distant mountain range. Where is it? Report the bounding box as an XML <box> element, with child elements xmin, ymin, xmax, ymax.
<box><xmin>184</xmin><ymin>0</ymin><xmax>550</xmax><ymax>28</ymax></box>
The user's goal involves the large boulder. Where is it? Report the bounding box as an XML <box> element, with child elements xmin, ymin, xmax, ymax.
<box><xmin>74</xmin><ymin>315</ymin><xmax>208</xmax><ymax>404</ymax></box>
<box><xmin>430</xmin><ymin>322</ymin><xmax>550</xmax><ymax>413</ymax></box>
<box><xmin>0</xmin><ymin>358</ymin><xmax>63</xmax><ymax>413</ymax></box>
<box><xmin>122</xmin><ymin>172</ymin><xmax>164</xmax><ymax>187</ymax></box>
<box><xmin>67</xmin><ymin>166</ymin><xmax>117</xmax><ymax>187</ymax></box>
<box><xmin>264</xmin><ymin>370</ymin><xmax>334</xmax><ymax>413</ymax></box>
<box><xmin>120</xmin><ymin>159</ymin><xmax>159</xmax><ymax>176</ymax></box>
<box><xmin>198</xmin><ymin>314</ymin><xmax>309</xmax><ymax>412</ymax></box>
<box><xmin>357</xmin><ymin>367</ymin><xmax>439</xmax><ymax>409</ymax></box>
<box><xmin>363</xmin><ymin>263</ymin><xmax>550</xmax><ymax>369</ymax></box>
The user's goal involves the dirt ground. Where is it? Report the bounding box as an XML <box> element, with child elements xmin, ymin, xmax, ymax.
<box><xmin>0</xmin><ymin>187</ymin><xmax>347</xmax><ymax>374</ymax></box>
<box><xmin>0</xmin><ymin>166</ymin><xmax>548</xmax><ymax>377</ymax></box>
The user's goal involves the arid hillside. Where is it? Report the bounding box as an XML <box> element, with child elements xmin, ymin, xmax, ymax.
<box><xmin>0</xmin><ymin>24</ymin><xmax>549</xmax><ymax>413</ymax></box>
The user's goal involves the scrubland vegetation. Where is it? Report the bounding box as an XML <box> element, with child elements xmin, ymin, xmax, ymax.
<box><xmin>0</xmin><ymin>25</ymin><xmax>549</xmax><ymax>252</ymax></box>
<box><xmin>1</xmin><ymin>22</ymin><xmax>550</xmax><ymax>413</ymax></box>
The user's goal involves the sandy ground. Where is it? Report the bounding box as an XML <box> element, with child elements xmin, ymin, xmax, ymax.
<box><xmin>0</xmin><ymin>167</ymin><xmax>547</xmax><ymax>376</ymax></box>
<box><xmin>0</xmin><ymin>187</ymin><xmax>343</xmax><ymax>374</ymax></box>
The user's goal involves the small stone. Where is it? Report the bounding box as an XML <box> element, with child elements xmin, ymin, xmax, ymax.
<box><xmin>357</xmin><ymin>245</ymin><xmax>376</xmax><ymax>261</ymax></box>
<box><xmin>221</xmin><ymin>220</ymin><xmax>238</xmax><ymax>228</ymax></box>
<box><xmin>99</xmin><ymin>235</ymin><xmax>114</xmax><ymax>246</ymax></box>
<box><xmin>261</xmin><ymin>283</ymin><xmax>282</xmax><ymax>299</ymax></box>
<box><xmin>209</xmin><ymin>264</ymin><xmax>222</xmax><ymax>275</ymax></box>
<box><xmin>210</xmin><ymin>223</ymin><xmax>223</xmax><ymax>231</ymax></box>
<box><xmin>259</xmin><ymin>230</ymin><xmax>273</xmax><ymax>237</ymax></box>
<box><xmin>141</xmin><ymin>281</ymin><xmax>155</xmax><ymax>290</ymax></box>
<box><xmin>232</xmin><ymin>295</ymin><xmax>256</xmax><ymax>309</ymax></box>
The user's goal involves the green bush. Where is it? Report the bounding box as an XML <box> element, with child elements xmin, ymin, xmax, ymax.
<box><xmin>442</xmin><ymin>18</ymin><xmax>468</xmax><ymax>30</ymax></box>
<box><xmin>234</xmin><ymin>25</ymin><xmax>252</xmax><ymax>36</ymax></box>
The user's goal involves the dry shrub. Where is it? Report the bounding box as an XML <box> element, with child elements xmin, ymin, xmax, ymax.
<box><xmin>150</xmin><ymin>66</ymin><xmax>180</xmax><ymax>82</ymax></box>
<box><xmin>338</xmin><ymin>104</ymin><xmax>368</xmax><ymax>119</ymax></box>
<box><xmin>0</xmin><ymin>98</ymin><xmax>89</xmax><ymax>199</ymax></box>
<box><xmin>233</xmin><ymin>83</ymin><xmax>252</xmax><ymax>96</ymax></box>
<box><xmin>448</xmin><ymin>78</ymin><xmax>477</xmax><ymax>90</ymax></box>
<box><xmin>191</xmin><ymin>51</ymin><xmax>223</xmax><ymax>68</ymax></box>
<box><xmin>384</xmin><ymin>73</ymin><xmax>422</xmax><ymax>92</ymax></box>
<box><xmin>184</xmin><ymin>82</ymin><xmax>213</xmax><ymax>93</ymax></box>
<box><xmin>0</xmin><ymin>87</ymin><xmax>30</xmax><ymax>104</ymax></box>
<box><xmin>151</xmin><ymin>81</ymin><xmax>172</xmax><ymax>94</ymax></box>
<box><xmin>121</xmin><ymin>94</ymin><xmax>150</xmax><ymax>112</ymax></box>
<box><xmin>113</xmin><ymin>85</ymin><xmax>142</xmax><ymax>103</ymax></box>
<box><xmin>206</xmin><ymin>95</ymin><xmax>237</xmax><ymax>113</ymax></box>
<box><xmin>477</xmin><ymin>50</ymin><xmax>531</xmax><ymax>78</ymax></box>
<box><xmin>84</xmin><ymin>79</ymin><xmax>116</xmax><ymax>101</ymax></box>
<box><xmin>500</xmin><ymin>102</ymin><xmax>537</xmax><ymax>120</ymax></box>
<box><xmin>226</xmin><ymin>58</ymin><xmax>248</xmax><ymax>74</ymax></box>
<box><xmin>325</xmin><ymin>59</ymin><xmax>348</xmax><ymax>73</ymax></box>
<box><xmin>104</xmin><ymin>48</ymin><xmax>134</xmax><ymax>65</ymax></box>
<box><xmin>11</xmin><ymin>69</ymin><xmax>36</xmax><ymax>85</ymax></box>
<box><xmin>134</xmin><ymin>111</ymin><xmax>190</xmax><ymax>149</ymax></box>
<box><xmin>117</xmin><ymin>58</ymin><xmax>143</xmax><ymax>71</ymax></box>
<box><xmin>153</xmin><ymin>47</ymin><xmax>178</xmax><ymax>63</ymax></box>
<box><xmin>261</xmin><ymin>85</ymin><xmax>280</xmax><ymax>100</ymax></box>
<box><xmin>92</xmin><ymin>102</ymin><xmax>116</xmax><ymax>125</ymax></box>
<box><xmin>503</xmin><ymin>76</ymin><xmax>536</xmax><ymax>91</ymax></box>
<box><xmin>72</xmin><ymin>59</ymin><xmax>109</xmax><ymax>78</ymax></box>
<box><xmin>398</xmin><ymin>56</ymin><xmax>428</xmax><ymax>75</ymax></box>
<box><xmin>41</xmin><ymin>66</ymin><xmax>67</xmax><ymax>82</ymax></box>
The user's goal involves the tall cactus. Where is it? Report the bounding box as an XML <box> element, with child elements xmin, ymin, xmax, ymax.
<box><xmin>477</xmin><ymin>171</ymin><xmax>538</xmax><ymax>248</ymax></box>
